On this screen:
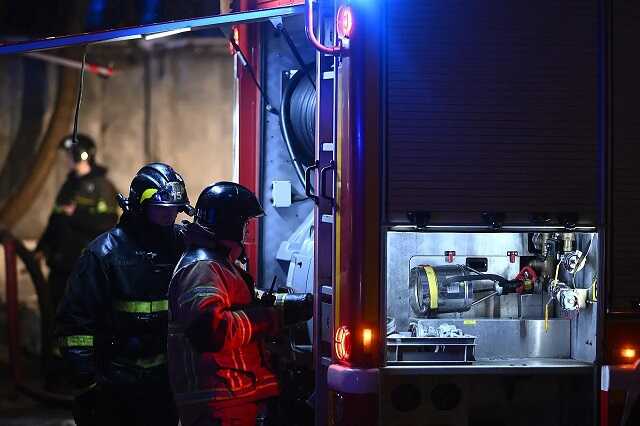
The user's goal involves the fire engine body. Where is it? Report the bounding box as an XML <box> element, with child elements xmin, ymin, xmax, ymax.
<box><xmin>3</xmin><ymin>1</ymin><xmax>640</xmax><ymax>425</ymax></box>
<box><xmin>300</xmin><ymin>1</ymin><xmax>640</xmax><ymax>426</ymax></box>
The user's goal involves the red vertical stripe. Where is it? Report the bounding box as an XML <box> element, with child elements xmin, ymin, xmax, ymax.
<box><xmin>600</xmin><ymin>390</ymin><xmax>609</xmax><ymax>426</ymax></box>
<box><xmin>237</xmin><ymin>0</ymin><xmax>261</xmax><ymax>276</ymax></box>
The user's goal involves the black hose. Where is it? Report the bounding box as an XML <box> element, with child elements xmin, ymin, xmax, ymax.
<box><xmin>280</xmin><ymin>64</ymin><xmax>316</xmax><ymax>188</ymax></box>
<box><xmin>444</xmin><ymin>273</ymin><xmax>508</xmax><ymax>287</ymax></box>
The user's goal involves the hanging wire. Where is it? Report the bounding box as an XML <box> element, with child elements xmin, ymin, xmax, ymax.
<box><xmin>71</xmin><ymin>48</ymin><xmax>88</xmax><ymax>143</ymax></box>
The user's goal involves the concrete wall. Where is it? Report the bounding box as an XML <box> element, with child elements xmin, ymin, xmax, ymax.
<box><xmin>0</xmin><ymin>38</ymin><xmax>235</xmax><ymax>240</ymax></box>
<box><xmin>0</xmin><ymin>38</ymin><xmax>235</xmax><ymax>354</ymax></box>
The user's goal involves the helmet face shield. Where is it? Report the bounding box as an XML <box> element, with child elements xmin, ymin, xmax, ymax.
<box><xmin>140</xmin><ymin>181</ymin><xmax>189</xmax><ymax>208</ymax></box>
<box><xmin>156</xmin><ymin>181</ymin><xmax>188</xmax><ymax>205</ymax></box>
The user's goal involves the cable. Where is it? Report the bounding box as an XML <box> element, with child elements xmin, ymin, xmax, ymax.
<box><xmin>228</xmin><ymin>36</ymin><xmax>278</xmax><ymax>116</ymax></box>
<box><xmin>276</xmin><ymin>24</ymin><xmax>316</xmax><ymax>90</ymax></box>
<box><xmin>71</xmin><ymin>48</ymin><xmax>88</xmax><ymax>143</ymax></box>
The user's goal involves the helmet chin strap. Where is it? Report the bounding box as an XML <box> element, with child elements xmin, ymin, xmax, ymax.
<box><xmin>116</xmin><ymin>194</ymin><xmax>130</xmax><ymax>213</ymax></box>
<box><xmin>238</xmin><ymin>245</ymin><xmax>248</xmax><ymax>265</ymax></box>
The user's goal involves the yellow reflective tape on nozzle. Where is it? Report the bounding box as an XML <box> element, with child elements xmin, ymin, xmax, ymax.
<box><xmin>423</xmin><ymin>266</ymin><xmax>439</xmax><ymax>310</ymax></box>
<box><xmin>64</xmin><ymin>335</ymin><xmax>94</xmax><ymax>347</ymax></box>
<box><xmin>139</xmin><ymin>188</ymin><xmax>158</xmax><ymax>204</ymax></box>
<box><xmin>544</xmin><ymin>304</ymin><xmax>550</xmax><ymax>332</ymax></box>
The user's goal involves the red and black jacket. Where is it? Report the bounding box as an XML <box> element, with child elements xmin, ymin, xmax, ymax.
<box><xmin>167</xmin><ymin>233</ymin><xmax>282</xmax><ymax>408</ymax></box>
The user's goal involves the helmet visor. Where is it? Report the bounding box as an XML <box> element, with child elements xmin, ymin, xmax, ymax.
<box><xmin>141</xmin><ymin>181</ymin><xmax>189</xmax><ymax>207</ymax></box>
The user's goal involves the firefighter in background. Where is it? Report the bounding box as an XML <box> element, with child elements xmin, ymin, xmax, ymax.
<box><xmin>56</xmin><ymin>163</ymin><xmax>191</xmax><ymax>426</ymax></box>
<box><xmin>168</xmin><ymin>182</ymin><xmax>314</xmax><ymax>426</ymax></box>
<box><xmin>36</xmin><ymin>134</ymin><xmax>118</xmax><ymax>313</ymax></box>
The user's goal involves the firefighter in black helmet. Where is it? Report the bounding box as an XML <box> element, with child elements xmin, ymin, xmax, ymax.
<box><xmin>168</xmin><ymin>182</ymin><xmax>313</xmax><ymax>425</ymax></box>
<box><xmin>36</xmin><ymin>134</ymin><xmax>118</xmax><ymax>392</ymax></box>
<box><xmin>36</xmin><ymin>134</ymin><xmax>118</xmax><ymax>316</ymax></box>
<box><xmin>56</xmin><ymin>163</ymin><xmax>191</xmax><ymax>426</ymax></box>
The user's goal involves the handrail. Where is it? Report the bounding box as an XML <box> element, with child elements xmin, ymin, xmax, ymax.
<box><xmin>305</xmin><ymin>0</ymin><xmax>342</xmax><ymax>55</ymax></box>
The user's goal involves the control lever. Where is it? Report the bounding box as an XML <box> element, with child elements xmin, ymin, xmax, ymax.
<box><xmin>259</xmin><ymin>276</ymin><xmax>278</xmax><ymax>307</ymax></box>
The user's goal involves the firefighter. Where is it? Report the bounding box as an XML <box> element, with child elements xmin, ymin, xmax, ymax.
<box><xmin>36</xmin><ymin>134</ymin><xmax>118</xmax><ymax>314</ymax></box>
<box><xmin>56</xmin><ymin>162</ymin><xmax>191</xmax><ymax>426</ymax></box>
<box><xmin>167</xmin><ymin>181</ymin><xmax>313</xmax><ymax>426</ymax></box>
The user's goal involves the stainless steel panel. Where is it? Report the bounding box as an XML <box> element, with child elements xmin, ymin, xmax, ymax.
<box><xmin>387</xmin><ymin>232</ymin><xmax>529</xmax><ymax>331</ymax></box>
<box><xmin>410</xmin><ymin>319</ymin><xmax>571</xmax><ymax>359</ymax></box>
<box><xmin>499</xmin><ymin>294</ymin><xmax>520</xmax><ymax>319</ymax></box>
<box><xmin>519</xmin><ymin>294</ymin><xmax>544</xmax><ymax>319</ymax></box>
<box><xmin>382</xmin><ymin>359</ymin><xmax>593</xmax><ymax>376</ymax></box>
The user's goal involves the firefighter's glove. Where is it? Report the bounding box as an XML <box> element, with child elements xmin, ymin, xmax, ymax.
<box><xmin>257</xmin><ymin>291</ymin><xmax>276</xmax><ymax>307</ymax></box>
<box><xmin>63</xmin><ymin>347</ymin><xmax>97</xmax><ymax>389</ymax></box>
<box><xmin>276</xmin><ymin>293</ymin><xmax>313</xmax><ymax>326</ymax></box>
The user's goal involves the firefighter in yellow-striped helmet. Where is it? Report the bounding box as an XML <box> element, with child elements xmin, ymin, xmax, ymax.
<box><xmin>56</xmin><ymin>162</ymin><xmax>191</xmax><ymax>426</ymax></box>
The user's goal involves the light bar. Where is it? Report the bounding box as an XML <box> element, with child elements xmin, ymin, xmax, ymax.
<box><xmin>143</xmin><ymin>28</ymin><xmax>191</xmax><ymax>41</ymax></box>
<box><xmin>0</xmin><ymin>5</ymin><xmax>304</xmax><ymax>54</ymax></box>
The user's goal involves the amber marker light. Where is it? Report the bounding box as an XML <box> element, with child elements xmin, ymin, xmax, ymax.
<box><xmin>362</xmin><ymin>328</ymin><xmax>373</xmax><ymax>352</ymax></box>
<box><xmin>621</xmin><ymin>347</ymin><xmax>637</xmax><ymax>360</ymax></box>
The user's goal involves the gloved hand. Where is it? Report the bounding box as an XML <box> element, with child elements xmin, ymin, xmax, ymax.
<box><xmin>62</xmin><ymin>346</ymin><xmax>97</xmax><ymax>389</ymax></box>
<box><xmin>72</xmin><ymin>384</ymin><xmax>98</xmax><ymax>425</ymax></box>
<box><xmin>275</xmin><ymin>293</ymin><xmax>313</xmax><ymax>326</ymax></box>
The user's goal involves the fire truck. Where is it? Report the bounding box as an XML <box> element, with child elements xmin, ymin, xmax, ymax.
<box><xmin>2</xmin><ymin>1</ymin><xmax>640</xmax><ymax>425</ymax></box>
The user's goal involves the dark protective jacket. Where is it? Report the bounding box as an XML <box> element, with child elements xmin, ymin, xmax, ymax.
<box><xmin>56</xmin><ymin>213</ymin><xmax>183</xmax><ymax>387</ymax></box>
<box><xmin>167</xmin><ymin>225</ymin><xmax>282</xmax><ymax>409</ymax></box>
<box><xmin>37</xmin><ymin>165</ymin><xmax>118</xmax><ymax>273</ymax></box>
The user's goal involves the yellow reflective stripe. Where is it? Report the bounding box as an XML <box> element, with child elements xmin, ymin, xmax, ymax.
<box><xmin>152</xmin><ymin>300</ymin><xmax>168</xmax><ymax>311</ymax></box>
<box><xmin>135</xmin><ymin>354</ymin><xmax>166</xmax><ymax>369</ymax></box>
<box><xmin>423</xmin><ymin>266</ymin><xmax>439</xmax><ymax>310</ymax></box>
<box><xmin>114</xmin><ymin>300</ymin><xmax>168</xmax><ymax>313</ymax></box>
<box><xmin>74</xmin><ymin>196</ymin><xmax>95</xmax><ymax>205</ymax></box>
<box><xmin>64</xmin><ymin>335</ymin><xmax>94</xmax><ymax>347</ymax></box>
<box><xmin>96</xmin><ymin>200</ymin><xmax>108</xmax><ymax>213</ymax></box>
<box><xmin>114</xmin><ymin>353</ymin><xmax>167</xmax><ymax>369</ymax></box>
<box><xmin>139</xmin><ymin>188</ymin><xmax>158</xmax><ymax>204</ymax></box>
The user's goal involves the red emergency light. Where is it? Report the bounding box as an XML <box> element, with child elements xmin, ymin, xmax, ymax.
<box><xmin>337</xmin><ymin>5</ymin><xmax>353</xmax><ymax>39</ymax></box>
<box><xmin>335</xmin><ymin>325</ymin><xmax>352</xmax><ymax>362</ymax></box>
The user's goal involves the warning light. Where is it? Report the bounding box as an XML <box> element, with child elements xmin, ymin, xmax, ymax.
<box><xmin>621</xmin><ymin>347</ymin><xmax>637</xmax><ymax>360</ymax></box>
<box><xmin>362</xmin><ymin>328</ymin><xmax>373</xmax><ymax>352</ymax></box>
<box><xmin>337</xmin><ymin>5</ymin><xmax>353</xmax><ymax>39</ymax></box>
<box><xmin>228</xmin><ymin>26</ymin><xmax>240</xmax><ymax>55</ymax></box>
<box><xmin>335</xmin><ymin>326</ymin><xmax>352</xmax><ymax>362</ymax></box>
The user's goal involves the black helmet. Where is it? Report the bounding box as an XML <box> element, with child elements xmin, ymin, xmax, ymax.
<box><xmin>194</xmin><ymin>181</ymin><xmax>264</xmax><ymax>242</ymax></box>
<box><xmin>119</xmin><ymin>162</ymin><xmax>191</xmax><ymax>214</ymax></box>
<box><xmin>60</xmin><ymin>134</ymin><xmax>96</xmax><ymax>163</ymax></box>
